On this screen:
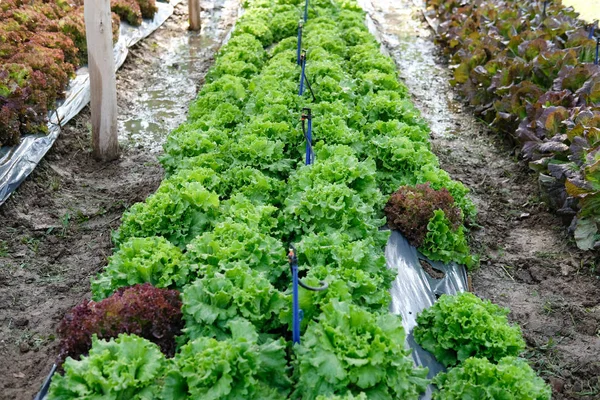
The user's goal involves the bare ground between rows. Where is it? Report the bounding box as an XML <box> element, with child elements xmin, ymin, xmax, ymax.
<box><xmin>363</xmin><ymin>0</ymin><xmax>600</xmax><ymax>398</ymax></box>
<box><xmin>0</xmin><ymin>1</ymin><xmax>233</xmax><ymax>398</ymax></box>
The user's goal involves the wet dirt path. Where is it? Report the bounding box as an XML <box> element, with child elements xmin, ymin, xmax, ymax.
<box><xmin>0</xmin><ymin>1</ymin><xmax>239</xmax><ymax>398</ymax></box>
<box><xmin>118</xmin><ymin>0</ymin><xmax>239</xmax><ymax>151</ymax></box>
<box><xmin>360</xmin><ymin>0</ymin><xmax>600</xmax><ymax>397</ymax></box>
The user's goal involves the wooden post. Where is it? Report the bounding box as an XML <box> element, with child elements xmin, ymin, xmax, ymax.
<box><xmin>189</xmin><ymin>0</ymin><xmax>201</xmax><ymax>31</ymax></box>
<box><xmin>84</xmin><ymin>0</ymin><xmax>119</xmax><ymax>161</ymax></box>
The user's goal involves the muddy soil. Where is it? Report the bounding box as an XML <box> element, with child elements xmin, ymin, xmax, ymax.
<box><xmin>361</xmin><ymin>0</ymin><xmax>600</xmax><ymax>398</ymax></box>
<box><xmin>0</xmin><ymin>1</ymin><xmax>237</xmax><ymax>398</ymax></box>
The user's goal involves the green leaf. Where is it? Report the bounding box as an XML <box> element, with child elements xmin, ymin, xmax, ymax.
<box><xmin>48</xmin><ymin>334</ymin><xmax>165</xmax><ymax>399</ymax></box>
<box><xmin>574</xmin><ymin>217</ymin><xmax>598</xmax><ymax>250</ymax></box>
<box><xmin>91</xmin><ymin>237</ymin><xmax>189</xmax><ymax>300</ymax></box>
<box><xmin>433</xmin><ymin>357</ymin><xmax>551</xmax><ymax>400</ymax></box>
<box><xmin>162</xmin><ymin>325</ymin><xmax>290</xmax><ymax>399</ymax></box>
<box><xmin>414</xmin><ymin>292</ymin><xmax>526</xmax><ymax>367</ymax></box>
<box><xmin>293</xmin><ymin>300</ymin><xmax>429</xmax><ymax>400</ymax></box>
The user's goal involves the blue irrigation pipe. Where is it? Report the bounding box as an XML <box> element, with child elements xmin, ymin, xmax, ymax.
<box><xmin>299</xmin><ymin>50</ymin><xmax>306</xmax><ymax>96</ymax></box>
<box><xmin>595</xmin><ymin>37</ymin><xmax>600</xmax><ymax>65</ymax></box>
<box><xmin>302</xmin><ymin>108</ymin><xmax>313</xmax><ymax>165</ymax></box>
<box><xmin>297</xmin><ymin>22</ymin><xmax>303</xmax><ymax>65</ymax></box>
<box><xmin>288</xmin><ymin>245</ymin><xmax>328</xmax><ymax>344</ymax></box>
<box><xmin>589</xmin><ymin>21</ymin><xmax>597</xmax><ymax>39</ymax></box>
<box><xmin>304</xmin><ymin>0</ymin><xmax>309</xmax><ymax>22</ymax></box>
<box><xmin>289</xmin><ymin>247</ymin><xmax>301</xmax><ymax>344</ymax></box>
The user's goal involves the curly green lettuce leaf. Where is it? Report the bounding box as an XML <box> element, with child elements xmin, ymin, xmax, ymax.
<box><xmin>184</xmin><ymin>218</ymin><xmax>287</xmax><ymax>285</ymax></box>
<box><xmin>91</xmin><ymin>236</ymin><xmax>190</xmax><ymax>301</ymax></box>
<box><xmin>113</xmin><ymin>183</ymin><xmax>220</xmax><ymax>249</ymax></box>
<box><xmin>48</xmin><ymin>334</ymin><xmax>165</xmax><ymax>400</ymax></box>
<box><xmin>218</xmin><ymin>194</ymin><xmax>281</xmax><ymax>235</ymax></box>
<box><xmin>294</xmin><ymin>300</ymin><xmax>429</xmax><ymax>400</ymax></box>
<box><xmin>419</xmin><ymin>209</ymin><xmax>476</xmax><ymax>269</ymax></box>
<box><xmin>433</xmin><ymin>357</ymin><xmax>551</xmax><ymax>400</ymax></box>
<box><xmin>162</xmin><ymin>319</ymin><xmax>291</xmax><ymax>400</ymax></box>
<box><xmin>284</xmin><ymin>145</ymin><xmax>386</xmax><ymax>240</ymax></box>
<box><xmin>296</xmin><ymin>231</ymin><xmax>390</xmax><ymax>275</ymax></box>
<box><xmin>181</xmin><ymin>264</ymin><xmax>288</xmax><ymax>341</ymax></box>
<box><xmin>414</xmin><ymin>292</ymin><xmax>526</xmax><ymax>367</ymax></box>
<box><xmin>288</xmin><ymin>264</ymin><xmax>394</xmax><ymax>331</ymax></box>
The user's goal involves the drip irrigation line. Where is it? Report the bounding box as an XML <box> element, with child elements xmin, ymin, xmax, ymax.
<box><xmin>299</xmin><ymin>279</ymin><xmax>329</xmax><ymax>291</ymax></box>
<box><xmin>297</xmin><ymin>22</ymin><xmax>303</xmax><ymax>65</ymax></box>
<box><xmin>289</xmin><ymin>246</ymin><xmax>301</xmax><ymax>344</ymax></box>
<box><xmin>298</xmin><ymin>50</ymin><xmax>316</xmax><ymax>101</ymax></box>
<box><xmin>303</xmin><ymin>71</ymin><xmax>317</xmax><ymax>102</ymax></box>
<box><xmin>596</xmin><ymin>37</ymin><xmax>599</xmax><ymax>65</ymax></box>
<box><xmin>301</xmin><ymin>108</ymin><xmax>315</xmax><ymax>165</ymax></box>
<box><xmin>34</xmin><ymin>363</ymin><xmax>57</xmax><ymax>400</ymax></box>
<box><xmin>304</xmin><ymin>0</ymin><xmax>309</xmax><ymax>22</ymax></box>
<box><xmin>299</xmin><ymin>50</ymin><xmax>307</xmax><ymax>95</ymax></box>
<box><xmin>588</xmin><ymin>20</ymin><xmax>598</xmax><ymax>39</ymax></box>
<box><xmin>288</xmin><ymin>244</ymin><xmax>328</xmax><ymax>344</ymax></box>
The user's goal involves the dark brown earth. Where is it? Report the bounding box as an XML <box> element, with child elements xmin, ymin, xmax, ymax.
<box><xmin>0</xmin><ymin>1</ymin><xmax>237</xmax><ymax>398</ymax></box>
<box><xmin>0</xmin><ymin>109</ymin><xmax>162</xmax><ymax>400</ymax></box>
<box><xmin>361</xmin><ymin>0</ymin><xmax>600</xmax><ymax>398</ymax></box>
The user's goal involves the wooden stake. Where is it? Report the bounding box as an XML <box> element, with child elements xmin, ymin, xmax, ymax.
<box><xmin>189</xmin><ymin>0</ymin><xmax>201</xmax><ymax>31</ymax></box>
<box><xmin>84</xmin><ymin>0</ymin><xmax>119</xmax><ymax>161</ymax></box>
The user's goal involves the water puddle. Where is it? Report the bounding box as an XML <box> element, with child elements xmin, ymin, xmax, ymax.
<box><xmin>117</xmin><ymin>0</ymin><xmax>240</xmax><ymax>152</ymax></box>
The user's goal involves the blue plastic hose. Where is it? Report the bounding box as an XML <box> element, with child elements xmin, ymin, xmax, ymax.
<box><xmin>304</xmin><ymin>0</ymin><xmax>309</xmax><ymax>22</ymax></box>
<box><xmin>288</xmin><ymin>244</ymin><xmax>328</xmax><ymax>344</ymax></box>
<box><xmin>299</xmin><ymin>52</ymin><xmax>306</xmax><ymax>96</ymax></box>
<box><xmin>306</xmin><ymin>110</ymin><xmax>313</xmax><ymax>165</ymax></box>
<box><xmin>289</xmin><ymin>248</ymin><xmax>301</xmax><ymax>344</ymax></box>
<box><xmin>297</xmin><ymin>23</ymin><xmax>303</xmax><ymax>65</ymax></box>
<box><xmin>589</xmin><ymin>21</ymin><xmax>597</xmax><ymax>39</ymax></box>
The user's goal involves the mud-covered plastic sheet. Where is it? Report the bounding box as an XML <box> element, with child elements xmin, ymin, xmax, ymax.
<box><xmin>0</xmin><ymin>0</ymin><xmax>182</xmax><ymax>206</ymax></box>
<box><xmin>386</xmin><ymin>232</ymin><xmax>468</xmax><ymax>399</ymax></box>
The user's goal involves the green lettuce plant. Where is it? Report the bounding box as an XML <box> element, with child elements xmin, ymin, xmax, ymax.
<box><xmin>293</xmin><ymin>300</ymin><xmax>429</xmax><ymax>400</ymax></box>
<box><xmin>184</xmin><ymin>218</ymin><xmax>286</xmax><ymax>285</ymax></box>
<box><xmin>91</xmin><ymin>236</ymin><xmax>190</xmax><ymax>300</ymax></box>
<box><xmin>48</xmin><ymin>334</ymin><xmax>166</xmax><ymax>399</ymax></box>
<box><xmin>113</xmin><ymin>182</ymin><xmax>220</xmax><ymax>248</ymax></box>
<box><xmin>161</xmin><ymin>319</ymin><xmax>291</xmax><ymax>399</ymax></box>
<box><xmin>419</xmin><ymin>209</ymin><xmax>475</xmax><ymax>268</ymax></box>
<box><xmin>433</xmin><ymin>356</ymin><xmax>552</xmax><ymax>400</ymax></box>
<box><xmin>181</xmin><ymin>264</ymin><xmax>288</xmax><ymax>341</ymax></box>
<box><xmin>414</xmin><ymin>292</ymin><xmax>526</xmax><ymax>367</ymax></box>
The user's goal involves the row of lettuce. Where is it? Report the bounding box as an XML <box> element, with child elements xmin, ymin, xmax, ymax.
<box><xmin>428</xmin><ymin>0</ymin><xmax>600</xmax><ymax>250</ymax></box>
<box><xmin>0</xmin><ymin>0</ymin><xmax>159</xmax><ymax>146</ymax></box>
<box><xmin>47</xmin><ymin>0</ymin><xmax>549</xmax><ymax>398</ymax></box>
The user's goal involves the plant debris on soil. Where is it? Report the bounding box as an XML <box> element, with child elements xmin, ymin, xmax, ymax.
<box><xmin>359</xmin><ymin>0</ymin><xmax>600</xmax><ymax>398</ymax></box>
<box><xmin>0</xmin><ymin>1</ymin><xmax>238</xmax><ymax>398</ymax></box>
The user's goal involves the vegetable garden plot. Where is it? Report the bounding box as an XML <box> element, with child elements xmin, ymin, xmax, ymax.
<box><xmin>426</xmin><ymin>0</ymin><xmax>600</xmax><ymax>250</ymax></box>
<box><xmin>0</xmin><ymin>0</ymin><xmax>181</xmax><ymax>206</ymax></box>
<box><xmin>35</xmin><ymin>0</ymin><xmax>551</xmax><ymax>398</ymax></box>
